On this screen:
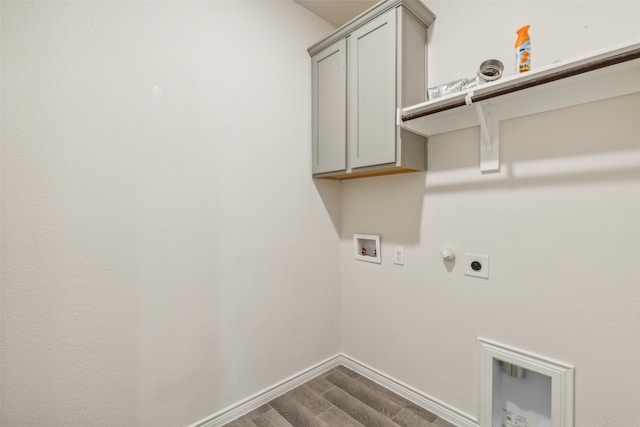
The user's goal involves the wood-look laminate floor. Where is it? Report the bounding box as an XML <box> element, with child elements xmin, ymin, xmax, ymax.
<box><xmin>223</xmin><ymin>365</ymin><xmax>458</xmax><ymax>427</ymax></box>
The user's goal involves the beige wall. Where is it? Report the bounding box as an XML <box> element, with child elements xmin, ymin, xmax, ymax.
<box><xmin>340</xmin><ymin>2</ymin><xmax>640</xmax><ymax>425</ymax></box>
<box><xmin>3</xmin><ymin>1</ymin><xmax>640</xmax><ymax>426</ymax></box>
<box><xmin>426</xmin><ymin>1</ymin><xmax>640</xmax><ymax>84</ymax></box>
<box><xmin>0</xmin><ymin>2</ymin><xmax>340</xmax><ymax>426</ymax></box>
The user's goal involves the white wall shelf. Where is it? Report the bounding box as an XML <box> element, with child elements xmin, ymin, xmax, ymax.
<box><xmin>399</xmin><ymin>39</ymin><xmax>640</xmax><ymax>173</ymax></box>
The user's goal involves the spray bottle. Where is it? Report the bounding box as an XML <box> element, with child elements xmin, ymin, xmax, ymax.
<box><xmin>515</xmin><ymin>25</ymin><xmax>531</xmax><ymax>73</ymax></box>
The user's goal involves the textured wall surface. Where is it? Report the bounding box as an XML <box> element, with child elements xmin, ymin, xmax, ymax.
<box><xmin>1</xmin><ymin>2</ymin><xmax>339</xmax><ymax>426</ymax></box>
<box><xmin>3</xmin><ymin>1</ymin><xmax>640</xmax><ymax>427</ymax></box>
<box><xmin>426</xmin><ymin>1</ymin><xmax>640</xmax><ymax>85</ymax></box>
<box><xmin>340</xmin><ymin>2</ymin><xmax>640</xmax><ymax>425</ymax></box>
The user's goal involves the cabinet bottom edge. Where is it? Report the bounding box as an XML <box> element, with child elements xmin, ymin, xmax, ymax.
<box><xmin>314</xmin><ymin>166</ymin><xmax>425</xmax><ymax>180</ymax></box>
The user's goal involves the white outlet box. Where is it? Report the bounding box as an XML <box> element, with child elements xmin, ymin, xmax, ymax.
<box><xmin>464</xmin><ymin>253</ymin><xmax>489</xmax><ymax>279</ymax></box>
<box><xmin>353</xmin><ymin>234</ymin><xmax>381</xmax><ymax>264</ymax></box>
<box><xmin>393</xmin><ymin>246</ymin><xmax>404</xmax><ymax>265</ymax></box>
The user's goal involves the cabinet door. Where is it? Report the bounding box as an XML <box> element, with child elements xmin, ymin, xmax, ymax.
<box><xmin>311</xmin><ymin>38</ymin><xmax>346</xmax><ymax>175</ymax></box>
<box><xmin>348</xmin><ymin>9</ymin><xmax>397</xmax><ymax>169</ymax></box>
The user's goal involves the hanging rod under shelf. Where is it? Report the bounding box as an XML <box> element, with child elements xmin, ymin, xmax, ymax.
<box><xmin>401</xmin><ymin>44</ymin><xmax>640</xmax><ymax>122</ymax></box>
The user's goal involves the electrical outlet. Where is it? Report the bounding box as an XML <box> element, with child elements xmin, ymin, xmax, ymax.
<box><xmin>393</xmin><ymin>246</ymin><xmax>404</xmax><ymax>265</ymax></box>
<box><xmin>464</xmin><ymin>253</ymin><xmax>489</xmax><ymax>279</ymax></box>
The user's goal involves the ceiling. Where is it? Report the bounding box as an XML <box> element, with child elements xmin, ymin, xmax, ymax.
<box><xmin>294</xmin><ymin>0</ymin><xmax>378</xmax><ymax>27</ymax></box>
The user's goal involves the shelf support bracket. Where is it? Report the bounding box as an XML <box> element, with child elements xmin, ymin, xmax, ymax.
<box><xmin>466</xmin><ymin>93</ymin><xmax>500</xmax><ymax>173</ymax></box>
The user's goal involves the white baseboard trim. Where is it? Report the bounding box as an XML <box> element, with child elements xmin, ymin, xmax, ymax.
<box><xmin>188</xmin><ymin>353</ymin><xmax>480</xmax><ymax>427</ymax></box>
<box><xmin>338</xmin><ymin>354</ymin><xmax>480</xmax><ymax>427</ymax></box>
<box><xmin>187</xmin><ymin>354</ymin><xmax>342</xmax><ymax>427</ymax></box>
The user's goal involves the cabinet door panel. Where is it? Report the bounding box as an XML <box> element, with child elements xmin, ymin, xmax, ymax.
<box><xmin>349</xmin><ymin>10</ymin><xmax>397</xmax><ymax>169</ymax></box>
<box><xmin>312</xmin><ymin>39</ymin><xmax>346</xmax><ymax>174</ymax></box>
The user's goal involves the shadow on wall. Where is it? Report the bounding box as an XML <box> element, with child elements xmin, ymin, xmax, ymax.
<box><xmin>314</xmin><ymin>178</ymin><xmax>342</xmax><ymax>233</ymax></box>
<box><xmin>313</xmin><ymin>172</ymin><xmax>427</xmax><ymax>246</ymax></box>
<box><xmin>337</xmin><ymin>172</ymin><xmax>427</xmax><ymax>246</ymax></box>
<box><xmin>425</xmin><ymin>93</ymin><xmax>640</xmax><ymax>194</ymax></box>
<box><xmin>310</xmin><ymin>92</ymin><xmax>640</xmax><ymax>247</ymax></box>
